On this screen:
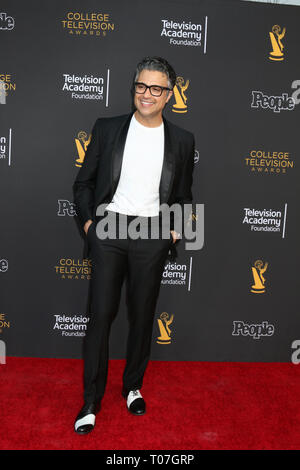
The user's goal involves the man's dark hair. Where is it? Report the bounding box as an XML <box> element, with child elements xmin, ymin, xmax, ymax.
<box><xmin>134</xmin><ymin>56</ymin><xmax>177</xmax><ymax>89</ymax></box>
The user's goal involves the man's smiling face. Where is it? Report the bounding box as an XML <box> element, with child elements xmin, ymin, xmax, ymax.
<box><xmin>134</xmin><ymin>69</ymin><xmax>173</xmax><ymax>126</ymax></box>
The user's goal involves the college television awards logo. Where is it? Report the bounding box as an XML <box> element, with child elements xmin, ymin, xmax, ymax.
<box><xmin>0</xmin><ymin>74</ymin><xmax>16</xmax><ymax>101</ymax></box>
<box><xmin>269</xmin><ymin>25</ymin><xmax>285</xmax><ymax>61</ymax></box>
<box><xmin>156</xmin><ymin>312</ymin><xmax>174</xmax><ymax>344</ymax></box>
<box><xmin>61</xmin><ymin>12</ymin><xmax>115</xmax><ymax>37</ymax></box>
<box><xmin>250</xmin><ymin>260</ymin><xmax>268</xmax><ymax>294</ymax></box>
<box><xmin>244</xmin><ymin>149</ymin><xmax>294</xmax><ymax>175</ymax></box>
<box><xmin>172</xmin><ymin>76</ymin><xmax>189</xmax><ymax>113</ymax></box>
<box><xmin>75</xmin><ymin>130</ymin><xmax>91</xmax><ymax>167</ymax></box>
<box><xmin>54</xmin><ymin>258</ymin><xmax>92</xmax><ymax>280</ymax></box>
<box><xmin>0</xmin><ymin>313</ymin><xmax>10</xmax><ymax>334</ymax></box>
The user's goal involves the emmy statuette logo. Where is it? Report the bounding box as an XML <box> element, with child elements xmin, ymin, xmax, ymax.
<box><xmin>75</xmin><ymin>131</ymin><xmax>91</xmax><ymax>167</ymax></box>
<box><xmin>156</xmin><ymin>312</ymin><xmax>174</xmax><ymax>344</ymax></box>
<box><xmin>251</xmin><ymin>260</ymin><xmax>268</xmax><ymax>294</ymax></box>
<box><xmin>269</xmin><ymin>25</ymin><xmax>286</xmax><ymax>61</ymax></box>
<box><xmin>172</xmin><ymin>77</ymin><xmax>189</xmax><ymax>113</ymax></box>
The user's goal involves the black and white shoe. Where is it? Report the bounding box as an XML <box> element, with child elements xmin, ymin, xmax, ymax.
<box><xmin>74</xmin><ymin>402</ymin><xmax>100</xmax><ymax>435</ymax></box>
<box><xmin>123</xmin><ymin>389</ymin><xmax>146</xmax><ymax>415</ymax></box>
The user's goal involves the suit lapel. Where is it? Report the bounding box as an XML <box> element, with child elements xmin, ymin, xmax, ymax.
<box><xmin>159</xmin><ymin>117</ymin><xmax>174</xmax><ymax>204</ymax></box>
<box><xmin>110</xmin><ymin>112</ymin><xmax>175</xmax><ymax>204</ymax></box>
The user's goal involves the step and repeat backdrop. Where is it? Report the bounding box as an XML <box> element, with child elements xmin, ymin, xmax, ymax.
<box><xmin>1</xmin><ymin>0</ymin><xmax>299</xmax><ymax>362</ymax></box>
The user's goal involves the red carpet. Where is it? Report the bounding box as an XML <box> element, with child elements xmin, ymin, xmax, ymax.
<box><xmin>1</xmin><ymin>357</ymin><xmax>300</xmax><ymax>450</ymax></box>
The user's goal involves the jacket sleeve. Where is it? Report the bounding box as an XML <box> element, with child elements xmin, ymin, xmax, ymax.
<box><xmin>72</xmin><ymin>119</ymin><xmax>101</xmax><ymax>227</ymax></box>
<box><xmin>171</xmin><ymin>133</ymin><xmax>195</xmax><ymax>234</ymax></box>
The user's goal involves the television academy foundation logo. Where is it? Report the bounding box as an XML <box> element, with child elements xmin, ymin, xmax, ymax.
<box><xmin>0</xmin><ymin>129</ymin><xmax>12</xmax><ymax>165</ymax></box>
<box><xmin>160</xmin><ymin>17</ymin><xmax>208</xmax><ymax>50</ymax></box>
<box><xmin>161</xmin><ymin>258</ymin><xmax>193</xmax><ymax>291</ymax></box>
<box><xmin>53</xmin><ymin>313</ymin><xmax>89</xmax><ymax>337</ymax></box>
<box><xmin>242</xmin><ymin>204</ymin><xmax>288</xmax><ymax>238</ymax></box>
<box><xmin>61</xmin><ymin>70</ymin><xmax>110</xmax><ymax>104</ymax></box>
<box><xmin>61</xmin><ymin>12</ymin><xmax>115</xmax><ymax>37</ymax></box>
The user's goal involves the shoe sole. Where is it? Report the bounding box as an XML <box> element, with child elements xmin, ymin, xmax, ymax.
<box><xmin>128</xmin><ymin>410</ymin><xmax>146</xmax><ymax>416</ymax></box>
<box><xmin>75</xmin><ymin>427</ymin><xmax>94</xmax><ymax>435</ymax></box>
<box><xmin>127</xmin><ymin>404</ymin><xmax>146</xmax><ymax>416</ymax></box>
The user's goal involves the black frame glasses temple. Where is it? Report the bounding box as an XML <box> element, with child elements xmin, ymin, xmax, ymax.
<box><xmin>134</xmin><ymin>82</ymin><xmax>172</xmax><ymax>93</ymax></box>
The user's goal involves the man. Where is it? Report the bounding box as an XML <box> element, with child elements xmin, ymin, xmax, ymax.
<box><xmin>73</xmin><ymin>56</ymin><xmax>195</xmax><ymax>434</ymax></box>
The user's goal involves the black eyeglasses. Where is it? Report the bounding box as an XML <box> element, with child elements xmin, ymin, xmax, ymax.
<box><xmin>134</xmin><ymin>82</ymin><xmax>171</xmax><ymax>97</ymax></box>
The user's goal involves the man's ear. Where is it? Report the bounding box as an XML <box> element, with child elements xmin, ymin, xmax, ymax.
<box><xmin>166</xmin><ymin>90</ymin><xmax>173</xmax><ymax>103</ymax></box>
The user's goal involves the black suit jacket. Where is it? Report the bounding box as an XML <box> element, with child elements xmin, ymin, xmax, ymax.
<box><xmin>73</xmin><ymin>112</ymin><xmax>195</xmax><ymax>258</ymax></box>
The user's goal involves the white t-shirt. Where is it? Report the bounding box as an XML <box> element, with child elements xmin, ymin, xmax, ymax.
<box><xmin>105</xmin><ymin>114</ymin><xmax>164</xmax><ymax>216</ymax></box>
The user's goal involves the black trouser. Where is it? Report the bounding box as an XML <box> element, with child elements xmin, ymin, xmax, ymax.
<box><xmin>82</xmin><ymin>211</ymin><xmax>172</xmax><ymax>405</ymax></box>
